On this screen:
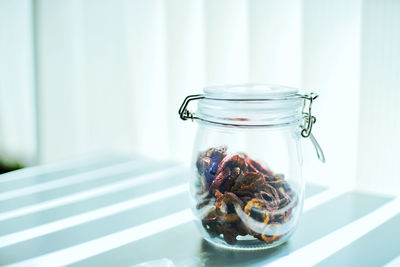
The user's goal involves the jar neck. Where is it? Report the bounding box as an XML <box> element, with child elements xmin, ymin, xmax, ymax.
<box><xmin>196</xmin><ymin>98</ymin><xmax>303</xmax><ymax>127</ymax></box>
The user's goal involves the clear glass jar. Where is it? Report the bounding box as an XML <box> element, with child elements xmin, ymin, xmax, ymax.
<box><xmin>179</xmin><ymin>84</ymin><xmax>324</xmax><ymax>250</ymax></box>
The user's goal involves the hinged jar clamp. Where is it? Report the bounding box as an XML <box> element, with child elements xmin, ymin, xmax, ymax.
<box><xmin>178</xmin><ymin>94</ymin><xmax>204</xmax><ymax>121</ymax></box>
<box><xmin>299</xmin><ymin>93</ymin><xmax>317</xmax><ymax>138</ymax></box>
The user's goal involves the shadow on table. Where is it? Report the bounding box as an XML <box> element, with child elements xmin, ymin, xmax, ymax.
<box><xmin>197</xmin><ymin>239</ymin><xmax>289</xmax><ymax>266</ymax></box>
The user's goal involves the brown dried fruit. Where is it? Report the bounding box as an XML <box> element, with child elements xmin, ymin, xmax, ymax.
<box><xmin>215</xmin><ymin>192</ymin><xmax>243</xmax><ymax>223</ymax></box>
<box><xmin>196</xmin><ymin>147</ymin><xmax>296</xmax><ymax>246</ymax></box>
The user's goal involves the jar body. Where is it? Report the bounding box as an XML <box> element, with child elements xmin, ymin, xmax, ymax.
<box><xmin>190</xmin><ymin>122</ymin><xmax>304</xmax><ymax>250</ymax></box>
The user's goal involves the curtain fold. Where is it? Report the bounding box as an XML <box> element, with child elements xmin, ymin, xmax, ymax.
<box><xmin>0</xmin><ymin>0</ymin><xmax>37</xmax><ymax>164</ymax></box>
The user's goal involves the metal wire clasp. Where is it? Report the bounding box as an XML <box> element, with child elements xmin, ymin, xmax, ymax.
<box><xmin>178</xmin><ymin>94</ymin><xmax>204</xmax><ymax>121</ymax></box>
<box><xmin>299</xmin><ymin>92</ymin><xmax>326</xmax><ymax>163</ymax></box>
<box><xmin>300</xmin><ymin>92</ymin><xmax>318</xmax><ymax>138</ymax></box>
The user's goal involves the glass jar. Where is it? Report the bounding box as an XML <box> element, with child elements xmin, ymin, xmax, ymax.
<box><xmin>178</xmin><ymin>84</ymin><xmax>324</xmax><ymax>250</ymax></box>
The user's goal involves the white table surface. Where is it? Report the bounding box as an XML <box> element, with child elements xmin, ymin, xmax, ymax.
<box><xmin>0</xmin><ymin>154</ymin><xmax>399</xmax><ymax>266</ymax></box>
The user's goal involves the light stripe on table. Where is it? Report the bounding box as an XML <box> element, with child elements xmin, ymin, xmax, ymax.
<box><xmin>303</xmin><ymin>187</ymin><xmax>349</xmax><ymax>212</ymax></box>
<box><xmin>0</xmin><ymin>160</ymin><xmax>153</xmax><ymax>202</ymax></box>
<box><xmin>1</xmin><ymin>193</ymin><xmax>192</xmax><ymax>265</ymax></box>
<box><xmin>8</xmin><ymin>210</ymin><xmax>195</xmax><ymax>267</ymax></box>
<box><xmin>4</xmin><ymin>186</ymin><xmax>341</xmax><ymax>265</ymax></box>
<box><xmin>0</xmin><ymin>169</ymin><xmax>188</xmax><ymax>236</ymax></box>
<box><xmin>0</xmin><ymin>178</ymin><xmax>322</xmax><ymax>225</ymax></box>
<box><xmin>70</xmin><ymin>192</ymin><xmax>391</xmax><ymax>267</ymax></box>
<box><xmin>304</xmin><ymin>184</ymin><xmax>327</xmax><ymax>198</ymax></box>
<box><xmin>0</xmin><ymin>183</ymin><xmax>334</xmax><ymax>247</ymax></box>
<box><xmin>316</xmin><ymin>213</ymin><xmax>400</xmax><ymax>267</ymax></box>
<box><xmin>0</xmin><ymin>163</ymin><xmax>173</xmax><ymax>214</ymax></box>
<box><xmin>385</xmin><ymin>255</ymin><xmax>400</xmax><ymax>267</ymax></box>
<box><xmin>0</xmin><ymin>153</ymin><xmax>127</xmax><ymax>184</ymax></box>
<box><xmin>267</xmin><ymin>197</ymin><xmax>400</xmax><ymax>267</ymax></box>
<box><xmin>0</xmin><ymin>183</ymin><xmax>188</xmax><ymax>249</ymax></box>
<box><xmin>0</xmin><ymin>157</ymin><xmax>134</xmax><ymax>194</ymax></box>
<box><xmin>0</xmin><ymin>166</ymin><xmax>186</xmax><ymax>222</ymax></box>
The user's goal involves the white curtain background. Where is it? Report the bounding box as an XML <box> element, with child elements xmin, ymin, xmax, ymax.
<box><xmin>0</xmin><ymin>0</ymin><xmax>399</xmax><ymax>195</ymax></box>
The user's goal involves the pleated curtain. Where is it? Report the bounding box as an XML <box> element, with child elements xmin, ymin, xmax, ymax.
<box><xmin>0</xmin><ymin>0</ymin><xmax>399</xmax><ymax>195</ymax></box>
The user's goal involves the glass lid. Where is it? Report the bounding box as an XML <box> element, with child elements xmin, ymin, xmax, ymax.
<box><xmin>196</xmin><ymin>84</ymin><xmax>303</xmax><ymax>128</ymax></box>
<box><xmin>203</xmin><ymin>84</ymin><xmax>299</xmax><ymax>100</ymax></box>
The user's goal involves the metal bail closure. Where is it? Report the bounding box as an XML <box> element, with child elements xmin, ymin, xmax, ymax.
<box><xmin>178</xmin><ymin>94</ymin><xmax>204</xmax><ymax>121</ymax></box>
<box><xmin>300</xmin><ymin>92</ymin><xmax>326</xmax><ymax>163</ymax></box>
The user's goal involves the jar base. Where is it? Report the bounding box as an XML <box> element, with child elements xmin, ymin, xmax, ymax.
<box><xmin>202</xmin><ymin>233</ymin><xmax>291</xmax><ymax>251</ymax></box>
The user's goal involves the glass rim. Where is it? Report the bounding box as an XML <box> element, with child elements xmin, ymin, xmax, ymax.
<box><xmin>203</xmin><ymin>83</ymin><xmax>300</xmax><ymax>101</ymax></box>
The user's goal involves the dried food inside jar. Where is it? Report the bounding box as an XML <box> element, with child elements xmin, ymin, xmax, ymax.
<box><xmin>196</xmin><ymin>147</ymin><xmax>227</xmax><ymax>187</ymax></box>
<box><xmin>196</xmin><ymin>146</ymin><xmax>298</xmax><ymax>245</ymax></box>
